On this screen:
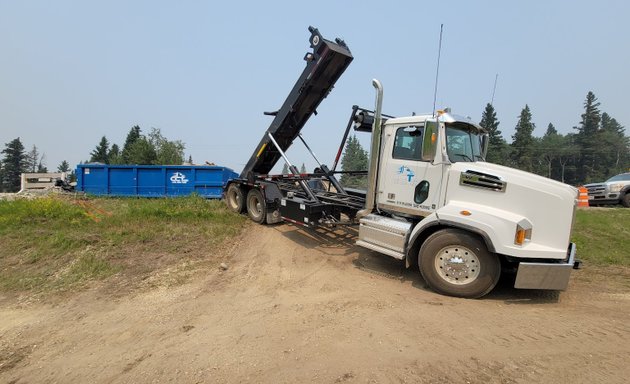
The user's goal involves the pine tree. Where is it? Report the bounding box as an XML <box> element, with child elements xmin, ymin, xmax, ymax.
<box><xmin>511</xmin><ymin>105</ymin><xmax>536</xmax><ymax>172</ymax></box>
<box><xmin>108</xmin><ymin>144</ymin><xmax>122</xmax><ymax>164</ymax></box>
<box><xmin>281</xmin><ymin>163</ymin><xmax>289</xmax><ymax>175</ymax></box>
<box><xmin>122</xmin><ymin>125</ymin><xmax>142</xmax><ymax>163</ymax></box>
<box><xmin>574</xmin><ymin>92</ymin><xmax>601</xmax><ymax>183</ymax></box>
<box><xmin>57</xmin><ymin>160</ymin><xmax>71</xmax><ymax>173</ymax></box>
<box><xmin>340</xmin><ymin>135</ymin><xmax>368</xmax><ymax>188</ymax></box>
<box><xmin>187</xmin><ymin>155</ymin><xmax>193</xmax><ymax>164</ymax></box>
<box><xmin>479</xmin><ymin>103</ymin><xmax>508</xmax><ymax>164</ymax></box>
<box><xmin>300</xmin><ymin>163</ymin><xmax>307</xmax><ymax>173</ymax></box>
<box><xmin>26</xmin><ymin>145</ymin><xmax>40</xmax><ymax>173</ymax></box>
<box><xmin>1</xmin><ymin>138</ymin><xmax>27</xmax><ymax>192</ymax></box>
<box><xmin>90</xmin><ymin>136</ymin><xmax>110</xmax><ymax>164</ymax></box>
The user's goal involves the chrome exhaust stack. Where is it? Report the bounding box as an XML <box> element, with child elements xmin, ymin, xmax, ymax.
<box><xmin>356</xmin><ymin>79</ymin><xmax>384</xmax><ymax>219</ymax></box>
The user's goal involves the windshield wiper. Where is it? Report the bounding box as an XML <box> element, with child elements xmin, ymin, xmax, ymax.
<box><xmin>474</xmin><ymin>154</ymin><xmax>485</xmax><ymax>161</ymax></box>
<box><xmin>454</xmin><ymin>153</ymin><xmax>474</xmax><ymax>162</ymax></box>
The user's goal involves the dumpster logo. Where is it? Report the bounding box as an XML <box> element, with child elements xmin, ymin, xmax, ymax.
<box><xmin>170</xmin><ymin>172</ymin><xmax>189</xmax><ymax>184</ymax></box>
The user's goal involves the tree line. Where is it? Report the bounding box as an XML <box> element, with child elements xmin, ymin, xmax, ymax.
<box><xmin>89</xmin><ymin>126</ymin><xmax>185</xmax><ymax>166</ymax></box>
<box><xmin>0</xmin><ymin>125</ymin><xmax>186</xmax><ymax>192</ymax></box>
<box><xmin>481</xmin><ymin>91</ymin><xmax>628</xmax><ymax>184</ymax></box>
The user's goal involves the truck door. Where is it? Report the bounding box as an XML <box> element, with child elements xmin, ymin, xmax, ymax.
<box><xmin>376</xmin><ymin>121</ymin><xmax>444</xmax><ymax>217</ymax></box>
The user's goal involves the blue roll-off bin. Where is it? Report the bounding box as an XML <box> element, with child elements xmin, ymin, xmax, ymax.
<box><xmin>76</xmin><ymin>164</ymin><xmax>238</xmax><ymax>198</ymax></box>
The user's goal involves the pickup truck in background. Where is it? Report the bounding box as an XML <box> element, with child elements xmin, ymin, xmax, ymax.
<box><xmin>585</xmin><ymin>172</ymin><xmax>630</xmax><ymax>207</ymax></box>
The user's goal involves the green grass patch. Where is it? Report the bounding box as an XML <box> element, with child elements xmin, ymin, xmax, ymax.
<box><xmin>572</xmin><ymin>207</ymin><xmax>630</xmax><ymax>266</ymax></box>
<box><xmin>0</xmin><ymin>195</ymin><xmax>246</xmax><ymax>293</ymax></box>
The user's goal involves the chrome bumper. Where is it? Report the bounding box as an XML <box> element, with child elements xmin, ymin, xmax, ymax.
<box><xmin>514</xmin><ymin>243</ymin><xmax>577</xmax><ymax>290</ymax></box>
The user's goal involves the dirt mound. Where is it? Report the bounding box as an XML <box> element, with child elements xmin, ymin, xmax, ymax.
<box><xmin>1</xmin><ymin>224</ymin><xmax>629</xmax><ymax>383</ymax></box>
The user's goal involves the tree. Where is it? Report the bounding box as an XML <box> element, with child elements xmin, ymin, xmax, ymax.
<box><xmin>37</xmin><ymin>154</ymin><xmax>48</xmax><ymax>173</ymax></box>
<box><xmin>479</xmin><ymin>103</ymin><xmax>508</xmax><ymax>164</ymax></box>
<box><xmin>122</xmin><ymin>125</ymin><xmax>142</xmax><ymax>163</ymax></box>
<box><xmin>281</xmin><ymin>163</ymin><xmax>289</xmax><ymax>175</ymax></box>
<box><xmin>599</xmin><ymin>112</ymin><xmax>629</xmax><ymax>177</ymax></box>
<box><xmin>108</xmin><ymin>144</ymin><xmax>123</xmax><ymax>164</ymax></box>
<box><xmin>126</xmin><ymin>137</ymin><xmax>157</xmax><ymax>165</ymax></box>
<box><xmin>57</xmin><ymin>160</ymin><xmax>71</xmax><ymax>173</ymax></box>
<box><xmin>148</xmin><ymin>128</ymin><xmax>185</xmax><ymax>165</ymax></box>
<box><xmin>26</xmin><ymin>145</ymin><xmax>40</xmax><ymax>173</ymax></box>
<box><xmin>538</xmin><ymin>123</ymin><xmax>562</xmax><ymax>178</ymax></box>
<box><xmin>510</xmin><ymin>105</ymin><xmax>536</xmax><ymax>172</ymax></box>
<box><xmin>300</xmin><ymin>163</ymin><xmax>307</xmax><ymax>173</ymax></box>
<box><xmin>89</xmin><ymin>136</ymin><xmax>110</xmax><ymax>164</ymax></box>
<box><xmin>574</xmin><ymin>92</ymin><xmax>601</xmax><ymax>183</ymax></box>
<box><xmin>1</xmin><ymin>138</ymin><xmax>27</xmax><ymax>192</ymax></box>
<box><xmin>187</xmin><ymin>155</ymin><xmax>193</xmax><ymax>164</ymax></box>
<box><xmin>340</xmin><ymin>135</ymin><xmax>368</xmax><ymax>188</ymax></box>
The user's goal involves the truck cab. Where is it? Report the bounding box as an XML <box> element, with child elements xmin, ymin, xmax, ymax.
<box><xmin>357</xmin><ymin>90</ymin><xmax>579</xmax><ymax>298</ymax></box>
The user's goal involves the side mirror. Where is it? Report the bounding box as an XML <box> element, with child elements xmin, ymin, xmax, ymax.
<box><xmin>422</xmin><ymin>121</ymin><xmax>438</xmax><ymax>161</ymax></box>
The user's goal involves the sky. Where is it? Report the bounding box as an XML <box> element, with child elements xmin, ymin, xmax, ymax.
<box><xmin>1</xmin><ymin>0</ymin><xmax>629</xmax><ymax>174</ymax></box>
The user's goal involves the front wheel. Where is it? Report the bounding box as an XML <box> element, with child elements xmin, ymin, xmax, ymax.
<box><xmin>621</xmin><ymin>193</ymin><xmax>630</xmax><ymax>208</ymax></box>
<box><xmin>419</xmin><ymin>229</ymin><xmax>500</xmax><ymax>299</ymax></box>
<box><xmin>246</xmin><ymin>188</ymin><xmax>266</xmax><ymax>224</ymax></box>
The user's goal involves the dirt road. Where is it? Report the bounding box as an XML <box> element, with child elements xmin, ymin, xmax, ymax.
<box><xmin>1</xmin><ymin>224</ymin><xmax>629</xmax><ymax>383</ymax></box>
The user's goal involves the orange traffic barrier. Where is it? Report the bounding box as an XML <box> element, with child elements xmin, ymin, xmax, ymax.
<box><xmin>577</xmin><ymin>186</ymin><xmax>589</xmax><ymax>207</ymax></box>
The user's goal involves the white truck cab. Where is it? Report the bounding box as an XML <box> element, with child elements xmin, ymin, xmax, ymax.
<box><xmin>356</xmin><ymin>80</ymin><xmax>578</xmax><ymax>298</ymax></box>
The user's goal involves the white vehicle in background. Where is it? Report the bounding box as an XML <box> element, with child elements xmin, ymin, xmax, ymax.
<box><xmin>585</xmin><ymin>173</ymin><xmax>630</xmax><ymax>207</ymax></box>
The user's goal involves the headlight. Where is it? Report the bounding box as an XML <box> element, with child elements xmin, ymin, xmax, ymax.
<box><xmin>610</xmin><ymin>183</ymin><xmax>623</xmax><ymax>193</ymax></box>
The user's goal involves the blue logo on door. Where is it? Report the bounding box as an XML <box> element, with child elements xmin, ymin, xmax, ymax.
<box><xmin>397</xmin><ymin>166</ymin><xmax>415</xmax><ymax>182</ymax></box>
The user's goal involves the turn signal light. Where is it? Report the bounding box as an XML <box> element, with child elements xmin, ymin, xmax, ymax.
<box><xmin>514</xmin><ymin>223</ymin><xmax>532</xmax><ymax>246</ymax></box>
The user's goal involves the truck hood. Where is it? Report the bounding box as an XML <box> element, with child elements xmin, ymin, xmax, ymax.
<box><xmin>443</xmin><ymin>162</ymin><xmax>578</xmax><ymax>259</ymax></box>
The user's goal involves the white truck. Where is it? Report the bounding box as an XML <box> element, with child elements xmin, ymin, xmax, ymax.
<box><xmin>226</xmin><ymin>27</ymin><xmax>579</xmax><ymax>298</ymax></box>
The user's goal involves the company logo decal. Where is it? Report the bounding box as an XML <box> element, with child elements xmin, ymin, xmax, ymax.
<box><xmin>397</xmin><ymin>165</ymin><xmax>415</xmax><ymax>183</ymax></box>
<box><xmin>170</xmin><ymin>172</ymin><xmax>189</xmax><ymax>184</ymax></box>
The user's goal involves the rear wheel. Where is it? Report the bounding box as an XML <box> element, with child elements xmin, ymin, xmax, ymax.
<box><xmin>419</xmin><ymin>229</ymin><xmax>500</xmax><ymax>299</ymax></box>
<box><xmin>246</xmin><ymin>188</ymin><xmax>266</xmax><ymax>224</ymax></box>
<box><xmin>226</xmin><ymin>184</ymin><xmax>245</xmax><ymax>213</ymax></box>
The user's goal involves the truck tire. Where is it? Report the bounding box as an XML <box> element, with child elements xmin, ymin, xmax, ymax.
<box><xmin>419</xmin><ymin>229</ymin><xmax>500</xmax><ymax>299</ymax></box>
<box><xmin>226</xmin><ymin>184</ymin><xmax>245</xmax><ymax>213</ymax></box>
<box><xmin>622</xmin><ymin>193</ymin><xmax>630</xmax><ymax>208</ymax></box>
<box><xmin>246</xmin><ymin>188</ymin><xmax>267</xmax><ymax>224</ymax></box>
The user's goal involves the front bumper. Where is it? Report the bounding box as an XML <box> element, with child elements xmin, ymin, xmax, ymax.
<box><xmin>514</xmin><ymin>243</ymin><xmax>578</xmax><ymax>290</ymax></box>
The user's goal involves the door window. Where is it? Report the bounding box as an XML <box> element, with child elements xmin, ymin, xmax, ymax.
<box><xmin>392</xmin><ymin>126</ymin><xmax>424</xmax><ymax>161</ymax></box>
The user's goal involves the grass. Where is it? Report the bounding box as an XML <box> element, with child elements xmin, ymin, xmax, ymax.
<box><xmin>0</xmin><ymin>195</ymin><xmax>246</xmax><ymax>293</ymax></box>
<box><xmin>572</xmin><ymin>207</ymin><xmax>630</xmax><ymax>266</ymax></box>
<box><xmin>0</xmin><ymin>195</ymin><xmax>627</xmax><ymax>294</ymax></box>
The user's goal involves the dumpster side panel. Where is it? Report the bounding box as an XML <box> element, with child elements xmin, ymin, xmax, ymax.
<box><xmin>75</xmin><ymin>164</ymin><xmax>236</xmax><ymax>198</ymax></box>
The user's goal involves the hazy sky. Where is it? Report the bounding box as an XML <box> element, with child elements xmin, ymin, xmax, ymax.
<box><xmin>1</xmin><ymin>1</ymin><xmax>628</xmax><ymax>173</ymax></box>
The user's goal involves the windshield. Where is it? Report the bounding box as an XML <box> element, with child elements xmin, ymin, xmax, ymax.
<box><xmin>445</xmin><ymin>122</ymin><xmax>485</xmax><ymax>162</ymax></box>
<box><xmin>607</xmin><ymin>173</ymin><xmax>630</xmax><ymax>182</ymax></box>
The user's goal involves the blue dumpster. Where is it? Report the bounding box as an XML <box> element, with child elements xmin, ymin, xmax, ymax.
<box><xmin>75</xmin><ymin>164</ymin><xmax>238</xmax><ymax>198</ymax></box>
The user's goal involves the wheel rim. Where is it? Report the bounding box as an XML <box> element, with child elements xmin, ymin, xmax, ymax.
<box><xmin>227</xmin><ymin>188</ymin><xmax>240</xmax><ymax>210</ymax></box>
<box><xmin>434</xmin><ymin>245</ymin><xmax>480</xmax><ymax>285</ymax></box>
<box><xmin>248</xmin><ymin>194</ymin><xmax>262</xmax><ymax>219</ymax></box>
